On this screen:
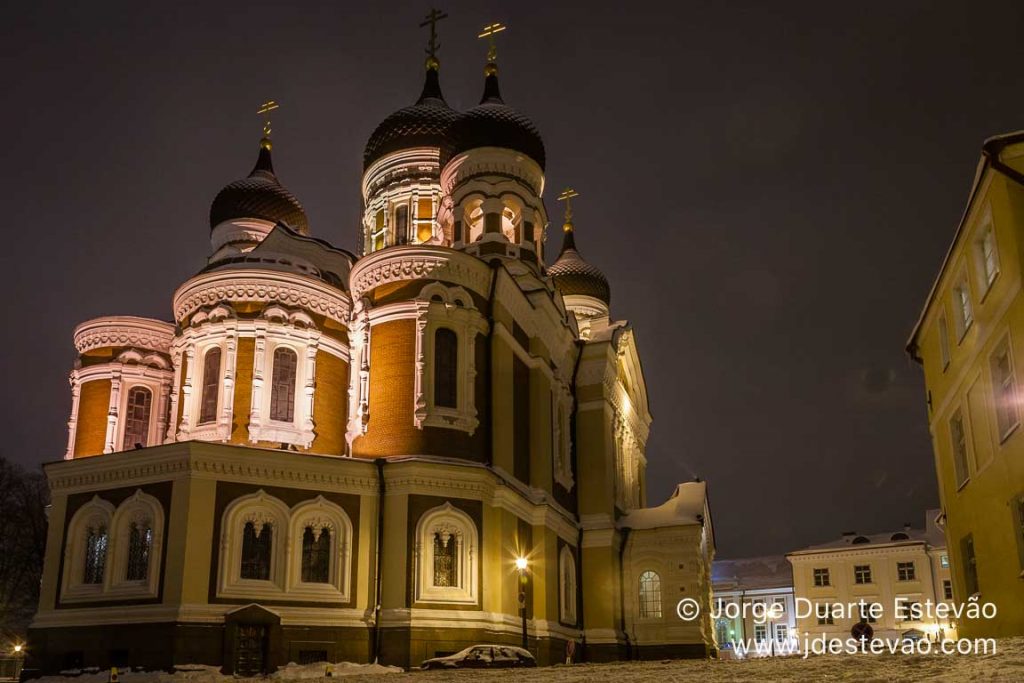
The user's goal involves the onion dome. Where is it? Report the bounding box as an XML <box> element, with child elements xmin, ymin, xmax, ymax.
<box><xmin>548</xmin><ymin>223</ymin><xmax>610</xmax><ymax>305</ymax></box>
<box><xmin>363</xmin><ymin>64</ymin><xmax>459</xmax><ymax>170</ymax></box>
<box><xmin>445</xmin><ymin>64</ymin><xmax>546</xmax><ymax>169</ymax></box>
<box><xmin>209</xmin><ymin>138</ymin><xmax>309</xmax><ymax>234</ymax></box>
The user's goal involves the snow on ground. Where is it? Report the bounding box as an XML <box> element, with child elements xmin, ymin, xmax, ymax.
<box><xmin>29</xmin><ymin>638</ymin><xmax>1024</xmax><ymax>683</ymax></box>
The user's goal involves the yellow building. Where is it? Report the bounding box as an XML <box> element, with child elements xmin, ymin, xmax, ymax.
<box><xmin>907</xmin><ymin>131</ymin><xmax>1024</xmax><ymax>637</ymax></box>
<box><xmin>27</xmin><ymin>30</ymin><xmax>716</xmax><ymax>674</ymax></box>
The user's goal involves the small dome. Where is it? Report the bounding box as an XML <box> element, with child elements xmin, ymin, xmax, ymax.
<box><xmin>210</xmin><ymin>140</ymin><xmax>308</xmax><ymax>234</ymax></box>
<box><xmin>363</xmin><ymin>66</ymin><xmax>459</xmax><ymax>170</ymax></box>
<box><xmin>445</xmin><ymin>69</ymin><xmax>545</xmax><ymax>169</ymax></box>
<box><xmin>548</xmin><ymin>226</ymin><xmax>610</xmax><ymax>305</ymax></box>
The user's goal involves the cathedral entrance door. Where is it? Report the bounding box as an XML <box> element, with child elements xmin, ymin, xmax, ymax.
<box><xmin>235</xmin><ymin>624</ymin><xmax>268</xmax><ymax>676</ymax></box>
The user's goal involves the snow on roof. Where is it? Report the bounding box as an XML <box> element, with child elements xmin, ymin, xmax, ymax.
<box><xmin>618</xmin><ymin>480</ymin><xmax>706</xmax><ymax>530</ymax></box>
<box><xmin>712</xmin><ymin>555</ymin><xmax>793</xmax><ymax>591</ymax></box>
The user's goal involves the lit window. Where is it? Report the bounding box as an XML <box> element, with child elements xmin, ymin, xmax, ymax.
<box><xmin>938</xmin><ymin>314</ymin><xmax>951</xmax><ymax>369</ymax></box>
<box><xmin>301</xmin><ymin>526</ymin><xmax>330</xmax><ymax>584</ymax></box>
<box><xmin>953</xmin><ymin>280</ymin><xmax>973</xmax><ymax>340</ymax></box>
<box><xmin>979</xmin><ymin>226</ymin><xmax>999</xmax><ymax>289</ymax></box>
<box><xmin>270</xmin><ymin>347</ymin><xmax>298</xmax><ymax>422</ymax></box>
<box><xmin>199</xmin><ymin>348</ymin><xmax>221</xmax><ymax>424</ymax></box>
<box><xmin>240</xmin><ymin>521</ymin><xmax>273</xmax><ymax>581</ymax></box>
<box><xmin>854</xmin><ymin>564</ymin><xmax>872</xmax><ymax>584</ymax></box>
<box><xmin>432</xmin><ymin>530</ymin><xmax>459</xmax><ymax>587</ymax></box>
<box><xmin>754</xmin><ymin>624</ymin><xmax>767</xmax><ymax>642</ymax></box>
<box><xmin>83</xmin><ymin>525</ymin><xmax>108</xmax><ymax>585</ymax></box>
<box><xmin>638</xmin><ymin>570</ymin><xmax>662</xmax><ymax>619</ymax></box>
<box><xmin>897</xmin><ymin>561</ymin><xmax>916</xmax><ymax>581</ymax></box>
<box><xmin>816</xmin><ymin>604</ymin><xmax>834</xmax><ymax>625</ymax></box>
<box><xmin>434</xmin><ymin>328</ymin><xmax>458</xmax><ymax>409</ymax></box>
<box><xmin>414</xmin><ymin>503</ymin><xmax>478</xmax><ymax>604</ymax></box>
<box><xmin>813</xmin><ymin>567</ymin><xmax>830</xmax><ymax>587</ymax></box>
<box><xmin>991</xmin><ymin>342</ymin><xmax>1019</xmax><ymax>440</ymax></box>
<box><xmin>940</xmin><ymin>554</ymin><xmax>949</xmax><ymax>568</ymax></box>
<box><xmin>774</xmin><ymin>624</ymin><xmax>789</xmax><ymax>642</ymax></box>
<box><xmin>371</xmin><ymin>209</ymin><xmax>386</xmax><ymax>251</ymax></box>
<box><xmin>125</xmin><ymin>521</ymin><xmax>153</xmax><ymax>581</ymax></box>
<box><xmin>950</xmin><ymin>410</ymin><xmax>970</xmax><ymax>489</ymax></box>
<box><xmin>122</xmin><ymin>386</ymin><xmax>152</xmax><ymax>450</ymax></box>
<box><xmin>416</xmin><ymin>197</ymin><xmax>434</xmax><ymax>242</ymax></box>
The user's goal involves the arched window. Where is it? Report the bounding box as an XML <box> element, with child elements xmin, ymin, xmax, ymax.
<box><xmin>270</xmin><ymin>347</ymin><xmax>298</xmax><ymax>422</ymax></box>
<box><xmin>638</xmin><ymin>570</ymin><xmax>662</xmax><ymax>619</ymax></box>
<box><xmin>240</xmin><ymin>521</ymin><xmax>273</xmax><ymax>581</ymax></box>
<box><xmin>301</xmin><ymin>526</ymin><xmax>331</xmax><ymax>583</ymax></box>
<box><xmin>415</xmin><ymin>502</ymin><xmax>478</xmax><ymax>604</ymax></box>
<box><xmin>433</xmin><ymin>530</ymin><xmax>459</xmax><ymax>587</ymax></box>
<box><xmin>395</xmin><ymin>205</ymin><xmax>409</xmax><ymax>245</ymax></box>
<box><xmin>122</xmin><ymin>386</ymin><xmax>152</xmax><ymax>450</ymax></box>
<box><xmin>434</xmin><ymin>328</ymin><xmax>458</xmax><ymax>408</ymax></box>
<box><xmin>559</xmin><ymin>546</ymin><xmax>577</xmax><ymax>623</ymax></box>
<box><xmin>83</xmin><ymin>525</ymin><xmax>108</xmax><ymax>584</ymax></box>
<box><xmin>125</xmin><ymin>521</ymin><xmax>153</xmax><ymax>581</ymax></box>
<box><xmin>199</xmin><ymin>347</ymin><xmax>222</xmax><ymax>424</ymax></box>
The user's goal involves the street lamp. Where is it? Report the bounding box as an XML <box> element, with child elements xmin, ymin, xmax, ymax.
<box><xmin>515</xmin><ymin>557</ymin><xmax>529</xmax><ymax>651</ymax></box>
<box><xmin>13</xmin><ymin>645</ymin><xmax>22</xmax><ymax>654</ymax></box>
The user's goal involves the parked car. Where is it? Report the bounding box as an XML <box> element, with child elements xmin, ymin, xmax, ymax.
<box><xmin>419</xmin><ymin>645</ymin><xmax>537</xmax><ymax>670</ymax></box>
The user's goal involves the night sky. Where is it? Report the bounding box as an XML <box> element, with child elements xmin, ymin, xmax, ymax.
<box><xmin>4</xmin><ymin>1</ymin><xmax>1024</xmax><ymax>559</ymax></box>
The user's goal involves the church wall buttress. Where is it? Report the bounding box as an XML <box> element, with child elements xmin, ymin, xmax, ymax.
<box><xmin>73</xmin><ymin>379</ymin><xmax>112</xmax><ymax>458</ymax></box>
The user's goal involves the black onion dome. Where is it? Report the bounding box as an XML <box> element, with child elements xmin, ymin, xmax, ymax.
<box><xmin>363</xmin><ymin>67</ymin><xmax>459</xmax><ymax>170</ymax></box>
<box><xmin>548</xmin><ymin>227</ymin><xmax>610</xmax><ymax>305</ymax></box>
<box><xmin>445</xmin><ymin>70</ymin><xmax>546</xmax><ymax>169</ymax></box>
<box><xmin>210</xmin><ymin>140</ymin><xmax>309</xmax><ymax>234</ymax></box>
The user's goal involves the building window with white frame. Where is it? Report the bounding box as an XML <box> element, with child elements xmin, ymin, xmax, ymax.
<box><xmin>978</xmin><ymin>225</ymin><xmax>999</xmax><ymax>291</ymax></box>
<box><xmin>301</xmin><ymin>526</ymin><xmax>330</xmax><ymax>583</ymax></box>
<box><xmin>854</xmin><ymin>564</ymin><xmax>872</xmax><ymax>584</ymax></box>
<box><xmin>754</xmin><ymin>624</ymin><xmax>767</xmax><ymax>642</ymax></box>
<box><xmin>199</xmin><ymin>347</ymin><xmax>221</xmax><ymax>423</ymax></box>
<box><xmin>270</xmin><ymin>347</ymin><xmax>298</xmax><ymax>422</ymax></box>
<box><xmin>414</xmin><ymin>502</ymin><xmax>478</xmax><ymax>604</ymax></box>
<box><xmin>774</xmin><ymin>624</ymin><xmax>789</xmax><ymax>643</ymax></box>
<box><xmin>952</xmin><ymin>280</ymin><xmax>973</xmax><ymax>341</ymax></box>
<box><xmin>559</xmin><ymin>546</ymin><xmax>577</xmax><ymax>624</ymax></box>
<box><xmin>83</xmin><ymin>525</ymin><xmax>108</xmax><ymax>584</ymax></box>
<box><xmin>991</xmin><ymin>340</ymin><xmax>1019</xmax><ymax>440</ymax></box>
<box><xmin>813</xmin><ymin>567</ymin><xmax>830</xmax><ymax>586</ymax></box>
<box><xmin>950</xmin><ymin>409</ymin><xmax>970</xmax><ymax>489</ymax></box>
<box><xmin>896</xmin><ymin>561</ymin><xmax>916</xmax><ymax>581</ymax></box>
<box><xmin>943</xmin><ymin>579</ymin><xmax>954</xmax><ymax>600</ymax></box>
<box><xmin>859</xmin><ymin>602</ymin><xmax>877</xmax><ymax>623</ymax></box>
<box><xmin>938</xmin><ymin>313</ymin><xmax>951</xmax><ymax>370</ymax></box>
<box><xmin>638</xmin><ymin>570</ymin><xmax>662</xmax><ymax>619</ymax></box>
<box><xmin>122</xmin><ymin>386</ymin><xmax>153</xmax><ymax>450</ymax></box>
<box><xmin>434</xmin><ymin>328</ymin><xmax>458</xmax><ymax>409</ymax></box>
<box><xmin>817</xmin><ymin>604</ymin><xmax>834</xmax><ymax>625</ymax></box>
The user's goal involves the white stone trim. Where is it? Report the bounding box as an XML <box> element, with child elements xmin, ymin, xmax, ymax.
<box><xmin>348</xmin><ymin>246</ymin><xmax>492</xmax><ymax>301</ymax></box>
<box><xmin>73</xmin><ymin>317</ymin><xmax>175</xmax><ymax>355</ymax></box>
<box><xmin>107</xmin><ymin>490</ymin><xmax>165</xmax><ymax>599</ymax></box>
<box><xmin>346</xmin><ymin>299</ymin><xmax>371</xmax><ymax>449</ymax></box>
<box><xmin>285</xmin><ymin>496</ymin><xmax>353</xmax><ymax>601</ymax></box>
<box><xmin>60</xmin><ymin>496</ymin><xmax>115</xmax><ymax>603</ymax></box>
<box><xmin>414</xmin><ymin>502</ymin><xmax>478</xmax><ymax>606</ymax></box>
<box><xmin>552</xmin><ymin>385</ymin><xmax>574</xmax><ymax>491</ymax></box>
<box><xmin>217</xmin><ymin>490</ymin><xmax>290</xmax><ymax>599</ymax></box>
<box><xmin>559</xmin><ymin>545</ymin><xmax>577</xmax><ymax>624</ymax></box>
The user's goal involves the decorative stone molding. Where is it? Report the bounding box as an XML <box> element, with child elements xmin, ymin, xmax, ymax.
<box><xmin>73</xmin><ymin>317</ymin><xmax>175</xmax><ymax>355</ymax></box>
<box><xmin>218</xmin><ymin>490</ymin><xmax>290</xmax><ymax>599</ymax></box>
<box><xmin>107</xmin><ymin>490</ymin><xmax>164</xmax><ymax>599</ymax></box>
<box><xmin>559</xmin><ymin>545</ymin><xmax>578</xmax><ymax>624</ymax></box>
<box><xmin>60</xmin><ymin>496</ymin><xmax>116</xmax><ymax>603</ymax></box>
<box><xmin>285</xmin><ymin>496</ymin><xmax>353</xmax><ymax>601</ymax></box>
<box><xmin>414</xmin><ymin>502</ymin><xmax>478</xmax><ymax>605</ymax></box>
<box><xmin>440</xmin><ymin>147</ymin><xmax>545</xmax><ymax>198</ymax></box>
<box><xmin>173</xmin><ymin>270</ymin><xmax>351</xmax><ymax>327</ymax></box>
<box><xmin>345</xmin><ymin>298</ymin><xmax>372</xmax><ymax>449</ymax></box>
<box><xmin>349</xmin><ymin>246</ymin><xmax>492</xmax><ymax>301</ymax></box>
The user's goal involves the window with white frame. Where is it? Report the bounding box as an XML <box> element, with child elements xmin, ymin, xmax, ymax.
<box><xmin>817</xmin><ymin>604</ymin><xmax>834</xmax><ymax>625</ymax></box>
<box><xmin>199</xmin><ymin>347</ymin><xmax>222</xmax><ymax>424</ymax></box>
<box><xmin>559</xmin><ymin>546</ymin><xmax>577</xmax><ymax>624</ymax></box>
<box><xmin>286</xmin><ymin>496</ymin><xmax>353</xmax><ymax>601</ymax></box>
<box><xmin>122</xmin><ymin>386</ymin><xmax>153</xmax><ymax>450</ymax></box>
<box><xmin>854</xmin><ymin>564</ymin><xmax>872</xmax><ymax>584</ymax></box>
<box><xmin>433</xmin><ymin>328</ymin><xmax>458</xmax><ymax>409</ymax></box>
<box><xmin>638</xmin><ymin>570</ymin><xmax>662</xmax><ymax>619</ymax></box>
<box><xmin>991</xmin><ymin>339</ymin><xmax>1019</xmax><ymax>440</ymax></box>
<box><xmin>108</xmin><ymin>490</ymin><xmax>164</xmax><ymax>598</ymax></box>
<box><xmin>943</xmin><ymin>579</ymin><xmax>954</xmax><ymax>600</ymax></box>
<box><xmin>754</xmin><ymin>624</ymin><xmax>767</xmax><ymax>642</ymax></box>
<box><xmin>950</xmin><ymin>409</ymin><xmax>970</xmax><ymax>489</ymax></box>
<box><xmin>217</xmin><ymin>491</ymin><xmax>289</xmax><ymax>599</ymax></box>
<box><xmin>774</xmin><ymin>624</ymin><xmax>788</xmax><ymax>643</ymax></box>
<box><xmin>813</xmin><ymin>567</ymin><xmax>830</xmax><ymax>587</ymax></box>
<box><xmin>977</xmin><ymin>224</ymin><xmax>999</xmax><ymax>291</ymax></box>
<box><xmin>897</xmin><ymin>561</ymin><xmax>916</xmax><ymax>581</ymax></box>
<box><xmin>952</xmin><ymin>279</ymin><xmax>973</xmax><ymax>341</ymax></box>
<box><xmin>270</xmin><ymin>347</ymin><xmax>298</xmax><ymax>422</ymax></box>
<box><xmin>859</xmin><ymin>602</ymin><xmax>878</xmax><ymax>623</ymax></box>
<box><xmin>414</xmin><ymin>502</ymin><xmax>478</xmax><ymax>605</ymax></box>
<box><xmin>938</xmin><ymin>314</ymin><xmax>951</xmax><ymax>370</ymax></box>
<box><xmin>61</xmin><ymin>497</ymin><xmax>114</xmax><ymax>601</ymax></box>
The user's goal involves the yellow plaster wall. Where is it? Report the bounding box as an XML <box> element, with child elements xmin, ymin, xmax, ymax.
<box><xmin>312</xmin><ymin>351</ymin><xmax>348</xmax><ymax>455</ymax></box>
<box><xmin>73</xmin><ymin>379</ymin><xmax>111</xmax><ymax>458</ymax></box>
<box><xmin>229</xmin><ymin>338</ymin><xmax>255</xmax><ymax>444</ymax></box>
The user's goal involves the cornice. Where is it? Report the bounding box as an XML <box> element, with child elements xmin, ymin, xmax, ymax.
<box><xmin>349</xmin><ymin>246</ymin><xmax>492</xmax><ymax>301</ymax></box>
<box><xmin>172</xmin><ymin>270</ymin><xmax>352</xmax><ymax>326</ymax></box>
<box><xmin>73</xmin><ymin>317</ymin><xmax>176</xmax><ymax>355</ymax></box>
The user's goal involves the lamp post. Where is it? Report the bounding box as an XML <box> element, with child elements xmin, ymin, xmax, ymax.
<box><xmin>515</xmin><ymin>557</ymin><xmax>529</xmax><ymax>651</ymax></box>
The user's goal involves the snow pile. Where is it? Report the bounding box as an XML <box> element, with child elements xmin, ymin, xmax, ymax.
<box><xmin>33</xmin><ymin>661</ymin><xmax>398</xmax><ymax>683</ymax></box>
<box><xmin>272</xmin><ymin>661</ymin><xmax>401</xmax><ymax>678</ymax></box>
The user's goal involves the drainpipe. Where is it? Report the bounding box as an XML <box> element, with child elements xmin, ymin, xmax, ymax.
<box><xmin>618</xmin><ymin>526</ymin><xmax>632</xmax><ymax>660</ymax></box>
<box><xmin>371</xmin><ymin>458</ymin><xmax>386</xmax><ymax>663</ymax></box>
<box><xmin>484</xmin><ymin>262</ymin><xmax>500</xmax><ymax>467</ymax></box>
<box><xmin>571</xmin><ymin>339</ymin><xmax>585</xmax><ymax>659</ymax></box>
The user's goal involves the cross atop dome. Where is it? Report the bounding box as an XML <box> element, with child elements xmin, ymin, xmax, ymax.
<box><xmin>419</xmin><ymin>8</ymin><xmax>448</xmax><ymax>70</ymax></box>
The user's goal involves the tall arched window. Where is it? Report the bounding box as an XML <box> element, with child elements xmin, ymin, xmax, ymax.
<box><xmin>638</xmin><ymin>570</ymin><xmax>662</xmax><ymax>619</ymax></box>
<box><xmin>433</xmin><ymin>530</ymin><xmax>459</xmax><ymax>587</ymax></box>
<box><xmin>301</xmin><ymin>526</ymin><xmax>330</xmax><ymax>583</ymax></box>
<box><xmin>395</xmin><ymin>205</ymin><xmax>409</xmax><ymax>244</ymax></box>
<box><xmin>240</xmin><ymin>521</ymin><xmax>273</xmax><ymax>581</ymax></box>
<box><xmin>199</xmin><ymin>347</ymin><xmax>222</xmax><ymax>424</ymax></box>
<box><xmin>83</xmin><ymin>525</ymin><xmax>108</xmax><ymax>584</ymax></box>
<box><xmin>559</xmin><ymin>546</ymin><xmax>577</xmax><ymax>623</ymax></box>
<box><xmin>415</xmin><ymin>502</ymin><xmax>478</xmax><ymax>604</ymax></box>
<box><xmin>125</xmin><ymin>521</ymin><xmax>153</xmax><ymax>581</ymax></box>
<box><xmin>122</xmin><ymin>386</ymin><xmax>153</xmax><ymax>450</ymax></box>
<box><xmin>270</xmin><ymin>347</ymin><xmax>298</xmax><ymax>422</ymax></box>
<box><xmin>434</xmin><ymin>328</ymin><xmax>458</xmax><ymax>408</ymax></box>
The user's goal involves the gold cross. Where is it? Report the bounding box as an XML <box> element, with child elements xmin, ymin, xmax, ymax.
<box><xmin>419</xmin><ymin>8</ymin><xmax>448</xmax><ymax>61</ymax></box>
<box><xmin>557</xmin><ymin>187</ymin><xmax>579</xmax><ymax>223</ymax></box>
<box><xmin>478</xmin><ymin>22</ymin><xmax>506</xmax><ymax>62</ymax></box>
<box><xmin>257</xmin><ymin>100</ymin><xmax>279</xmax><ymax>137</ymax></box>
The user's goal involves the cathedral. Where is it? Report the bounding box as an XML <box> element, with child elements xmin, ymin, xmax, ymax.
<box><xmin>28</xmin><ymin>25</ymin><xmax>715</xmax><ymax>673</ymax></box>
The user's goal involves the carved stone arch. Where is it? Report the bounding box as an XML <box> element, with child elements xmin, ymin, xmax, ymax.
<box><xmin>286</xmin><ymin>496</ymin><xmax>353</xmax><ymax>600</ymax></box>
<box><xmin>218</xmin><ymin>490</ymin><xmax>290</xmax><ymax>598</ymax></box>
<box><xmin>60</xmin><ymin>496</ymin><xmax>115</xmax><ymax>602</ymax></box>
<box><xmin>108</xmin><ymin>489</ymin><xmax>165</xmax><ymax>597</ymax></box>
<box><xmin>262</xmin><ymin>304</ymin><xmax>290</xmax><ymax>323</ymax></box>
<box><xmin>414</xmin><ymin>502</ymin><xmax>479</xmax><ymax>605</ymax></box>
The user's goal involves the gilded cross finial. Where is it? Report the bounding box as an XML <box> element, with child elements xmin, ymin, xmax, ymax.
<box><xmin>557</xmin><ymin>187</ymin><xmax>579</xmax><ymax>228</ymax></box>
<box><xmin>257</xmin><ymin>100</ymin><xmax>279</xmax><ymax>138</ymax></box>
<box><xmin>420</xmin><ymin>8</ymin><xmax>449</xmax><ymax>69</ymax></box>
<box><xmin>478</xmin><ymin>22</ymin><xmax>506</xmax><ymax>63</ymax></box>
